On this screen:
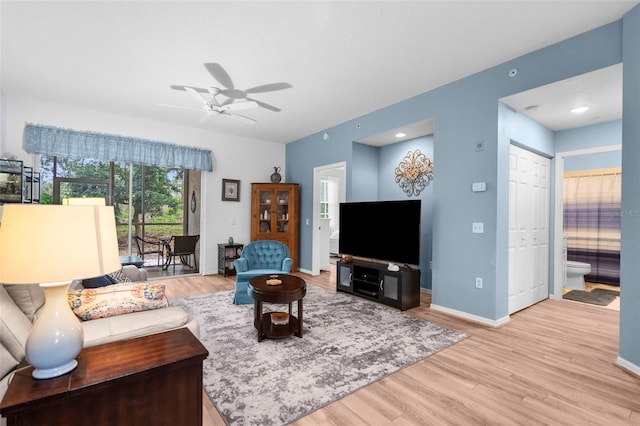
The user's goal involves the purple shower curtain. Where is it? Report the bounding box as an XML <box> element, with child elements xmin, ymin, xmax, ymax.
<box><xmin>563</xmin><ymin>169</ymin><xmax>621</xmax><ymax>286</ymax></box>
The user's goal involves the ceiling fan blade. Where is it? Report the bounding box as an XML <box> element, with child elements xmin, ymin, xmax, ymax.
<box><xmin>184</xmin><ymin>86</ymin><xmax>211</xmax><ymax>106</ymax></box>
<box><xmin>245</xmin><ymin>82</ymin><xmax>292</xmax><ymax>94</ymax></box>
<box><xmin>204</xmin><ymin>63</ymin><xmax>234</xmax><ymax>89</ymax></box>
<box><xmin>248</xmin><ymin>98</ymin><xmax>282</xmax><ymax>112</ymax></box>
<box><xmin>158</xmin><ymin>103</ymin><xmax>204</xmax><ymax>112</ymax></box>
<box><xmin>170</xmin><ymin>85</ymin><xmax>209</xmax><ymax>94</ymax></box>
<box><xmin>220</xmin><ymin>88</ymin><xmax>247</xmax><ymax>99</ymax></box>
<box><xmin>222</xmin><ymin>112</ymin><xmax>256</xmax><ymax>124</ymax></box>
<box><xmin>223</xmin><ymin>100</ymin><xmax>259</xmax><ymax>111</ymax></box>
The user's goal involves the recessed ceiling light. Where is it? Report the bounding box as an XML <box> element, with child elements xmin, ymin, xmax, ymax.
<box><xmin>395</xmin><ymin>132</ymin><xmax>406</xmax><ymax>138</ymax></box>
<box><xmin>570</xmin><ymin>106</ymin><xmax>589</xmax><ymax>114</ymax></box>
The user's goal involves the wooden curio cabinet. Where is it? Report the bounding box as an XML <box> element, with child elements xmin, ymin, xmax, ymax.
<box><xmin>251</xmin><ymin>183</ymin><xmax>300</xmax><ymax>271</ymax></box>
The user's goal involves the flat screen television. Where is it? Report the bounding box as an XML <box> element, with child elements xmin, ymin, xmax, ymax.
<box><xmin>339</xmin><ymin>200</ymin><xmax>421</xmax><ymax>265</ymax></box>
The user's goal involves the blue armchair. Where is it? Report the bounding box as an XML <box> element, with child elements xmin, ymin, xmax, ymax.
<box><xmin>232</xmin><ymin>240</ymin><xmax>293</xmax><ymax>304</ymax></box>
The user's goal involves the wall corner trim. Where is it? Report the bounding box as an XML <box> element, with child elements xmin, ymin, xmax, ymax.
<box><xmin>430</xmin><ymin>304</ymin><xmax>510</xmax><ymax>328</ymax></box>
<box><xmin>616</xmin><ymin>356</ymin><xmax>640</xmax><ymax>377</ymax></box>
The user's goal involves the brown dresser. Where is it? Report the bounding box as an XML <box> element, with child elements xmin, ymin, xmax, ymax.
<box><xmin>0</xmin><ymin>328</ymin><xmax>208</xmax><ymax>426</ymax></box>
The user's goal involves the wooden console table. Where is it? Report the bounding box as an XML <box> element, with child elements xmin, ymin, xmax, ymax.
<box><xmin>0</xmin><ymin>328</ymin><xmax>208</xmax><ymax>426</ymax></box>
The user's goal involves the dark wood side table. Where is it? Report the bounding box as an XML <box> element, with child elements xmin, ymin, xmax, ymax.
<box><xmin>217</xmin><ymin>243</ymin><xmax>244</xmax><ymax>277</ymax></box>
<box><xmin>0</xmin><ymin>328</ymin><xmax>208</xmax><ymax>426</ymax></box>
<box><xmin>248</xmin><ymin>274</ymin><xmax>307</xmax><ymax>342</ymax></box>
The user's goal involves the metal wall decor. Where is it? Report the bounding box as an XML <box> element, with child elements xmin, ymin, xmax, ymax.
<box><xmin>394</xmin><ymin>150</ymin><xmax>434</xmax><ymax>196</ymax></box>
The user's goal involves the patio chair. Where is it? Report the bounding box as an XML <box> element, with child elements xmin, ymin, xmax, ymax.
<box><xmin>163</xmin><ymin>235</ymin><xmax>200</xmax><ymax>272</ymax></box>
<box><xmin>134</xmin><ymin>235</ymin><xmax>164</xmax><ymax>267</ymax></box>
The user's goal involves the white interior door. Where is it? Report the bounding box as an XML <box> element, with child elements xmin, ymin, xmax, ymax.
<box><xmin>319</xmin><ymin>218</ymin><xmax>331</xmax><ymax>271</ymax></box>
<box><xmin>509</xmin><ymin>144</ymin><xmax>550</xmax><ymax>314</ymax></box>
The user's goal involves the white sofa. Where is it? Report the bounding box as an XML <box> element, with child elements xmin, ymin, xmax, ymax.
<box><xmin>0</xmin><ymin>265</ymin><xmax>198</xmax><ymax>416</ymax></box>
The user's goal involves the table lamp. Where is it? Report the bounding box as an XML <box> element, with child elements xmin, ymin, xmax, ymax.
<box><xmin>0</xmin><ymin>204</ymin><xmax>121</xmax><ymax>379</ymax></box>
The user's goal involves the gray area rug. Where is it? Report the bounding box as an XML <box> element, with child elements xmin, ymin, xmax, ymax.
<box><xmin>563</xmin><ymin>288</ymin><xmax>620</xmax><ymax>306</ymax></box>
<box><xmin>170</xmin><ymin>284</ymin><xmax>467</xmax><ymax>425</ymax></box>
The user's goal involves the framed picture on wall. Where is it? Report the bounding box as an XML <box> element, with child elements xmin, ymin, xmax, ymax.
<box><xmin>222</xmin><ymin>179</ymin><xmax>240</xmax><ymax>201</ymax></box>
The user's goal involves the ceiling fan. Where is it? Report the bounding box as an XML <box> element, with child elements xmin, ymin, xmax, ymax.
<box><xmin>161</xmin><ymin>86</ymin><xmax>259</xmax><ymax>124</ymax></box>
<box><xmin>202</xmin><ymin>63</ymin><xmax>292</xmax><ymax>112</ymax></box>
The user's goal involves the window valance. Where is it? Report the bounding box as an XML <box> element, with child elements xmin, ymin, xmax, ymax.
<box><xmin>23</xmin><ymin>123</ymin><xmax>213</xmax><ymax>172</ymax></box>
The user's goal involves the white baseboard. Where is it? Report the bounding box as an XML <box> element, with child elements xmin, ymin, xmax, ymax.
<box><xmin>299</xmin><ymin>267</ymin><xmax>313</xmax><ymax>275</ymax></box>
<box><xmin>430</xmin><ymin>303</ymin><xmax>510</xmax><ymax>327</ymax></box>
<box><xmin>617</xmin><ymin>355</ymin><xmax>640</xmax><ymax>377</ymax></box>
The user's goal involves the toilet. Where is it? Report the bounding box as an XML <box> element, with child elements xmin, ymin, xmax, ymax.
<box><xmin>565</xmin><ymin>261</ymin><xmax>592</xmax><ymax>290</ymax></box>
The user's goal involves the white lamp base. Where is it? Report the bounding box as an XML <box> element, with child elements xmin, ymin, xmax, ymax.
<box><xmin>31</xmin><ymin>359</ymin><xmax>79</xmax><ymax>380</ymax></box>
<box><xmin>25</xmin><ymin>281</ymin><xmax>84</xmax><ymax>379</ymax></box>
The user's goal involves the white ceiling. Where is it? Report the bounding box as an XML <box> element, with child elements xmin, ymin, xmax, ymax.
<box><xmin>501</xmin><ymin>63</ymin><xmax>623</xmax><ymax>132</ymax></box>
<box><xmin>1</xmin><ymin>1</ymin><xmax>636</xmax><ymax>145</ymax></box>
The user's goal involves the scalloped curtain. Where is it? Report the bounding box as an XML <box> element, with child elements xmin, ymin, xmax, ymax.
<box><xmin>23</xmin><ymin>123</ymin><xmax>213</xmax><ymax>172</ymax></box>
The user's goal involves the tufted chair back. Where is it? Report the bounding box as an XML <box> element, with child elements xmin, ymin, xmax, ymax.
<box><xmin>240</xmin><ymin>240</ymin><xmax>290</xmax><ymax>270</ymax></box>
<box><xmin>232</xmin><ymin>240</ymin><xmax>293</xmax><ymax>304</ymax></box>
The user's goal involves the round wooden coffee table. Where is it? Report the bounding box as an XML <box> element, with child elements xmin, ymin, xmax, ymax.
<box><xmin>248</xmin><ymin>274</ymin><xmax>307</xmax><ymax>342</ymax></box>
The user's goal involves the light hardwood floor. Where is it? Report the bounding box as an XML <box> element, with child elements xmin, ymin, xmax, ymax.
<box><xmin>156</xmin><ymin>267</ymin><xmax>640</xmax><ymax>426</ymax></box>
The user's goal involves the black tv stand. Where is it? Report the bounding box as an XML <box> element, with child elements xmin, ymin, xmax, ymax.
<box><xmin>336</xmin><ymin>258</ymin><xmax>420</xmax><ymax>310</ymax></box>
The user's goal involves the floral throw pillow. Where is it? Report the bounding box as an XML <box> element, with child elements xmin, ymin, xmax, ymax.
<box><xmin>68</xmin><ymin>282</ymin><xmax>168</xmax><ymax>321</ymax></box>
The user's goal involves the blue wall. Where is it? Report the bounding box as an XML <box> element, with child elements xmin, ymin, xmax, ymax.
<box><xmin>620</xmin><ymin>5</ymin><xmax>640</xmax><ymax>370</ymax></box>
<box><xmin>556</xmin><ymin>120</ymin><xmax>622</xmax><ymax>170</ymax></box>
<box><xmin>565</xmin><ymin>151</ymin><xmax>621</xmax><ymax>170</ymax></box>
<box><xmin>378</xmin><ymin>136</ymin><xmax>434</xmax><ymax>289</ymax></box>
<box><xmin>286</xmin><ymin>5</ymin><xmax>640</xmax><ymax>372</ymax></box>
<box><xmin>286</xmin><ymin>19</ymin><xmax>624</xmax><ymax>324</ymax></box>
<box><xmin>351</xmin><ymin>142</ymin><xmax>379</xmax><ymax>201</ymax></box>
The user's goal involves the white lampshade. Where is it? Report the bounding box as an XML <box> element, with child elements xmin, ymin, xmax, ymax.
<box><xmin>0</xmin><ymin>204</ymin><xmax>121</xmax><ymax>379</ymax></box>
<box><xmin>0</xmin><ymin>204</ymin><xmax>121</xmax><ymax>283</ymax></box>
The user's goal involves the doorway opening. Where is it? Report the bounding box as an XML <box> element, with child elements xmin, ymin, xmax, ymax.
<box><xmin>552</xmin><ymin>145</ymin><xmax>622</xmax><ymax>301</ymax></box>
<box><xmin>312</xmin><ymin>162</ymin><xmax>346</xmax><ymax>276</ymax></box>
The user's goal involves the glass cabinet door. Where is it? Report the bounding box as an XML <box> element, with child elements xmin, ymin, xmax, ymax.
<box><xmin>258</xmin><ymin>190</ymin><xmax>273</xmax><ymax>233</ymax></box>
<box><xmin>276</xmin><ymin>190</ymin><xmax>290</xmax><ymax>233</ymax></box>
<box><xmin>381</xmin><ymin>273</ymin><xmax>399</xmax><ymax>302</ymax></box>
<box><xmin>338</xmin><ymin>264</ymin><xmax>353</xmax><ymax>291</ymax></box>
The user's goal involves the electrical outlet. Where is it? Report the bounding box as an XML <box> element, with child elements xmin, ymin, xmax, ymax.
<box><xmin>472</xmin><ymin>182</ymin><xmax>487</xmax><ymax>192</ymax></box>
<box><xmin>475</xmin><ymin>277</ymin><xmax>483</xmax><ymax>289</ymax></box>
<box><xmin>472</xmin><ymin>222</ymin><xmax>484</xmax><ymax>233</ymax></box>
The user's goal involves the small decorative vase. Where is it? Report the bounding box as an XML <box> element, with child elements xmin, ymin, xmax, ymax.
<box><xmin>228</xmin><ymin>237</ymin><xmax>234</xmax><ymax>244</ymax></box>
<box><xmin>270</xmin><ymin>166</ymin><xmax>282</xmax><ymax>183</ymax></box>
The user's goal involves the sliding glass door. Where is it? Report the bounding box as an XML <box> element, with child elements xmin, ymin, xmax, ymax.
<box><xmin>40</xmin><ymin>155</ymin><xmax>188</xmax><ymax>263</ymax></box>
